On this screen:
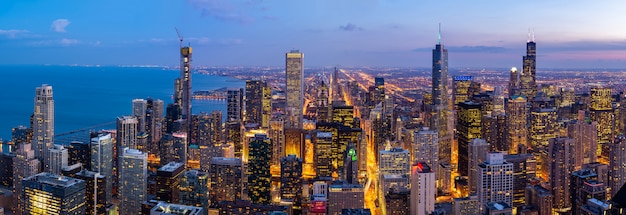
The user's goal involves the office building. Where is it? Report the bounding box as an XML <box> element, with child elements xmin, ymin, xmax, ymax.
<box><xmin>385</xmin><ymin>187</ymin><xmax>410</xmax><ymax>215</ymax></box>
<box><xmin>227</xmin><ymin>88</ymin><xmax>244</xmax><ymax>122</ymax></box>
<box><xmin>12</xmin><ymin>142</ymin><xmax>40</xmax><ymax>215</ymax></box>
<box><xmin>67</xmin><ymin>140</ymin><xmax>90</xmax><ymax>169</ymax></box>
<box><xmin>156</xmin><ymin>162</ymin><xmax>184</xmax><ymax>203</ymax></box>
<box><xmin>22</xmin><ymin>172</ymin><xmax>86</xmax><ymax>214</ymax></box>
<box><xmin>179</xmin><ymin>169</ymin><xmax>209</xmax><ymax>210</ymax></box>
<box><xmin>453</xmin><ymin>75</ymin><xmax>473</xmax><ymax>107</ymax></box>
<box><xmin>530</xmin><ymin>108</ymin><xmax>558</xmax><ymax>180</ymax></box>
<box><xmin>33</xmin><ymin>84</ymin><xmax>54</xmax><ymax>171</ymax></box>
<box><xmin>503</xmin><ymin>153</ymin><xmax>536</xmax><ymax>208</ymax></box>
<box><xmin>507</xmin><ymin>96</ymin><xmax>528</xmax><ymax>154</ymax></box>
<box><xmin>90</xmin><ymin>132</ymin><xmax>113</xmax><ymax>202</ymax></box>
<box><xmin>0</xmin><ymin>153</ymin><xmax>13</xmax><ymax>188</ymax></box>
<box><xmin>286</xmin><ymin>50</ymin><xmax>304</xmax><ymax>129</ymax></box>
<box><xmin>344</xmin><ymin>144</ymin><xmax>359</xmax><ymax>184</ymax></box>
<box><xmin>171</xmin><ymin>132</ymin><xmax>188</xmax><ymax>165</ymax></box>
<box><xmin>133</xmin><ymin>98</ymin><xmax>148</xmax><ymax>133</ymax></box>
<box><xmin>589</xmin><ymin>86</ymin><xmax>614</xmax><ymax>160</ymax></box>
<box><xmin>431</xmin><ymin>30</ymin><xmax>451</xmax><ymax>166</ymax></box>
<box><xmin>284</xmin><ymin>128</ymin><xmax>303</xmax><ymax>158</ymax></box>
<box><xmin>209</xmin><ymin>157</ymin><xmax>243</xmax><ymax>206</ymax></box>
<box><xmin>457</xmin><ymin>101</ymin><xmax>482</xmax><ymax>177</ymax></box>
<box><xmin>197</xmin><ymin>112</ymin><xmax>222</xmax><ymax>172</ymax></box>
<box><xmin>610</xmin><ymin>135</ymin><xmax>626</xmax><ymax>197</ymax></box>
<box><xmin>549</xmin><ymin>137</ymin><xmax>574</xmax><ymax>214</ymax></box>
<box><xmin>525</xmin><ymin>185</ymin><xmax>552</xmax><ymax>215</ymax></box>
<box><xmin>248</xmin><ymin>134</ymin><xmax>272</xmax><ymax>204</ymax></box>
<box><xmin>225</xmin><ymin>121</ymin><xmax>242</xmax><ymax>159</ymax></box>
<box><xmin>117</xmin><ymin>116</ymin><xmax>138</xmax><ymax>151</ymax></box>
<box><xmin>567</xmin><ymin>120</ymin><xmax>598</xmax><ymax>169</ymax></box>
<box><xmin>48</xmin><ymin>144</ymin><xmax>68</xmax><ymax>175</ymax></box>
<box><xmin>317</xmin><ymin>80</ymin><xmax>331</xmax><ymax>123</ymax></box>
<box><xmin>315</xmin><ymin>131</ymin><xmax>333</xmax><ymax>177</ymax></box>
<box><xmin>411</xmin><ymin>162</ymin><xmax>436</xmax><ymax>215</ymax></box>
<box><xmin>146</xmin><ymin>98</ymin><xmax>165</xmax><ymax>153</ymax></box>
<box><xmin>520</xmin><ymin>34</ymin><xmax>537</xmax><ymax>100</ymax></box>
<box><xmin>245</xmin><ymin>80</ymin><xmax>266</xmax><ymax>126</ymax></box>
<box><xmin>75</xmin><ymin>169</ymin><xmax>106</xmax><ymax>215</ymax></box>
<box><xmin>328</xmin><ymin>181</ymin><xmax>364</xmax><ymax>215</ymax></box>
<box><xmin>119</xmin><ymin>147</ymin><xmax>148</xmax><ymax>215</ymax></box>
<box><xmin>452</xmin><ymin>195</ymin><xmax>480</xmax><ymax>215</ymax></box>
<box><xmin>412</xmin><ymin>128</ymin><xmax>438</xmax><ymax>175</ymax></box>
<box><xmin>379</xmin><ymin>147</ymin><xmax>411</xmax><ymax>177</ymax></box>
<box><xmin>477</xmin><ymin>153</ymin><xmax>513</xmax><ymax>207</ymax></box>
<box><xmin>509</xmin><ymin>67</ymin><xmax>520</xmax><ymax>97</ymax></box>
<box><xmin>280</xmin><ymin>155</ymin><xmax>303</xmax><ymax>208</ymax></box>
<box><xmin>468</xmin><ymin>138</ymin><xmax>488</xmax><ymax>194</ymax></box>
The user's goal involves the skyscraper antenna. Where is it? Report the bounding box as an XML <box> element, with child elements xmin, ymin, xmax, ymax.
<box><xmin>438</xmin><ymin>23</ymin><xmax>442</xmax><ymax>45</ymax></box>
<box><xmin>527</xmin><ymin>28</ymin><xmax>531</xmax><ymax>43</ymax></box>
<box><xmin>532</xmin><ymin>28</ymin><xmax>535</xmax><ymax>42</ymax></box>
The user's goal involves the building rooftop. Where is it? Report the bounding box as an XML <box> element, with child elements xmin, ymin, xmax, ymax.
<box><xmin>25</xmin><ymin>172</ymin><xmax>84</xmax><ymax>188</ymax></box>
<box><xmin>151</xmin><ymin>202</ymin><xmax>203</xmax><ymax>215</ymax></box>
<box><xmin>211</xmin><ymin>157</ymin><xmax>242</xmax><ymax>166</ymax></box>
<box><xmin>159</xmin><ymin>162</ymin><xmax>184</xmax><ymax>172</ymax></box>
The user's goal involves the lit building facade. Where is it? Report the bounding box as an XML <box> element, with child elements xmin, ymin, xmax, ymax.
<box><xmin>520</xmin><ymin>36</ymin><xmax>537</xmax><ymax>100</ymax></box>
<box><xmin>209</xmin><ymin>157</ymin><xmax>243</xmax><ymax>206</ymax></box>
<box><xmin>179</xmin><ymin>169</ymin><xmax>209</xmax><ymax>210</ymax></box>
<box><xmin>119</xmin><ymin>147</ymin><xmax>148</xmax><ymax>215</ymax></box>
<box><xmin>477</xmin><ymin>153</ymin><xmax>514</xmax><ymax>207</ymax></box>
<box><xmin>75</xmin><ymin>169</ymin><xmax>106</xmax><ymax>215</ymax></box>
<box><xmin>503</xmin><ymin>153</ymin><xmax>536</xmax><ymax>209</ymax></box>
<box><xmin>33</xmin><ymin>84</ymin><xmax>54</xmax><ymax>171</ymax></box>
<box><xmin>411</xmin><ymin>162</ymin><xmax>436</xmax><ymax>215</ymax></box>
<box><xmin>48</xmin><ymin>144</ymin><xmax>68</xmax><ymax>175</ymax></box>
<box><xmin>328</xmin><ymin>181</ymin><xmax>364</xmax><ymax>215</ymax></box>
<box><xmin>22</xmin><ymin>172</ymin><xmax>86</xmax><ymax>214</ymax></box>
<box><xmin>468</xmin><ymin>138</ymin><xmax>488</xmax><ymax>194</ymax></box>
<box><xmin>530</xmin><ymin>108</ymin><xmax>558</xmax><ymax>179</ymax></box>
<box><xmin>453</xmin><ymin>75</ymin><xmax>473</xmax><ymax>107</ymax></box>
<box><xmin>248</xmin><ymin>134</ymin><xmax>272</xmax><ymax>204</ymax></box>
<box><xmin>286</xmin><ymin>50</ymin><xmax>304</xmax><ymax>129</ymax></box>
<box><xmin>90</xmin><ymin>132</ymin><xmax>113</xmax><ymax>202</ymax></box>
<box><xmin>589</xmin><ymin>86</ymin><xmax>614</xmax><ymax>160</ymax></box>
<box><xmin>549</xmin><ymin>137</ymin><xmax>574</xmax><ymax>214</ymax></box>
<box><xmin>457</xmin><ymin>101</ymin><xmax>482</xmax><ymax>177</ymax></box>
<box><xmin>156</xmin><ymin>162</ymin><xmax>184</xmax><ymax>203</ymax></box>
<box><xmin>379</xmin><ymin>147</ymin><xmax>411</xmax><ymax>177</ymax></box>
<box><xmin>431</xmin><ymin>37</ymin><xmax>452</xmax><ymax>165</ymax></box>
<box><xmin>412</xmin><ymin>128</ymin><xmax>438</xmax><ymax>175</ymax></box>
<box><xmin>12</xmin><ymin>142</ymin><xmax>40</xmax><ymax>215</ymax></box>
<box><xmin>609</xmin><ymin>135</ymin><xmax>626</xmax><ymax>197</ymax></box>
<box><xmin>280</xmin><ymin>154</ymin><xmax>303</xmax><ymax>208</ymax></box>
<box><xmin>506</xmin><ymin>96</ymin><xmax>528</xmax><ymax>154</ymax></box>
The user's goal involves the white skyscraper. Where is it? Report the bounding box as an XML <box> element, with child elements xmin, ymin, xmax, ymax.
<box><xmin>285</xmin><ymin>50</ymin><xmax>304</xmax><ymax>129</ymax></box>
<box><xmin>411</xmin><ymin>162</ymin><xmax>436</xmax><ymax>215</ymax></box>
<box><xmin>132</xmin><ymin>98</ymin><xmax>147</xmax><ymax>132</ymax></box>
<box><xmin>119</xmin><ymin>147</ymin><xmax>147</xmax><ymax>215</ymax></box>
<box><xmin>379</xmin><ymin>147</ymin><xmax>411</xmax><ymax>177</ymax></box>
<box><xmin>477</xmin><ymin>152</ymin><xmax>514</xmax><ymax>207</ymax></box>
<box><xmin>12</xmin><ymin>142</ymin><xmax>40</xmax><ymax>215</ymax></box>
<box><xmin>468</xmin><ymin>138</ymin><xmax>489</xmax><ymax>194</ymax></box>
<box><xmin>48</xmin><ymin>144</ymin><xmax>68</xmax><ymax>175</ymax></box>
<box><xmin>33</xmin><ymin>84</ymin><xmax>54</xmax><ymax>171</ymax></box>
<box><xmin>91</xmin><ymin>132</ymin><xmax>114</xmax><ymax>202</ymax></box>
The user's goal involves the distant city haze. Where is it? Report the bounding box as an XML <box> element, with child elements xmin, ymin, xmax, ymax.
<box><xmin>1</xmin><ymin>1</ymin><xmax>626</xmax><ymax>68</ymax></box>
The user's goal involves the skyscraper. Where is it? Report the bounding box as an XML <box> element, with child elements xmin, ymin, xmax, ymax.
<box><xmin>21</xmin><ymin>172</ymin><xmax>86</xmax><ymax>214</ymax></box>
<box><xmin>507</xmin><ymin>96</ymin><xmax>528</xmax><ymax>154</ymax></box>
<box><xmin>12</xmin><ymin>142</ymin><xmax>40</xmax><ymax>215</ymax></box>
<box><xmin>315</xmin><ymin>131</ymin><xmax>333</xmax><ymax>177</ymax></box>
<box><xmin>286</xmin><ymin>50</ymin><xmax>304</xmax><ymax>129</ymax></box>
<box><xmin>75</xmin><ymin>169</ymin><xmax>106</xmax><ymax>215</ymax></box>
<box><xmin>48</xmin><ymin>144</ymin><xmax>68</xmax><ymax>175</ymax></box>
<box><xmin>379</xmin><ymin>147</ymin><xmax>411</xmax><ymax>177</ymax></box>
<box><xmin>227</xmin><ymin>88</ymin><xmax>244</xmax><ymax>122</ymax></box>
<box><xmin>179</xmin><ymin>169</ymin><xmax>209</xmax><ymax>210</ymax></box>
<box><xmin>328</xmin><ymin>181</ymin><xmax>364</xmax><ymax>215</ymax></box>
<box><xmin>413</xmin><ymin>128</ymin><xmax>438</xmax><ymax>175</ymax></box>
<box><xmin>457</xmin><ymin>101</ymin><xmax>482</xmax><ymax>177</ymax></box>
<box><xmin>317</xmin><ymin>80</ymin><xmax>331</xmax><ymax>123</ymax></box>
<box><xmin>567</xmin><ymin>120</ymin><xmax>598</xmax><ymax>170</ymax></box>
<box><xmin>477</xmin><ymin>153</ymin><xmax>514</xmax><ymax>207</ymax></box>
<box><xmin>589</xmin><ymin>86</ymin><xmax>614</xmax><ymax>160</ymax></box>
<box><xmin>116</xmin><ymin>116</ymin><xmax>138</xmax><ymax>151</ymax></box>
<box><xmin>67</xmin><ymin>140</ymin><xmax>91</xmax><ymax>169</ymax></box>
<box><xmin>468</xmin><ymin>138</ymin><xmax>488</xmax><ymax>194</ymax></box>
<box><xmin>503</xmin><ymin>153</ymin><xmax>536</xmax><ymax>209</ymax></box>
<box><xmin>156</xmin><ymin>162</ymin><xmax>184</xmax><ymax>203</ymax></box>
<box><xmin>609</xmin><ymin>135</ymin><xmax>626</xmax><ymax>197</ymax></box>
<box><xmin>280</xmin><ymin>154</ymin><xmax>303</xmax><ymax>209</ymax></box>
<box><xmin>411</xmin><ymin>162</ymin><xmax>436</xmax><ymax>215</ymax></box>
<box><xmin>90</xmin><ymin>132</ymin><xmax>113</xmax><ymax>202</ymax></box>
<box><xmin>549</xmin><ymin>137</ymin><xmax>574</xmax><ymax>214</ymax></box>
<box><xmin>119</xmin><ymin>147</ymin><xmax>148</xmax><ymax>215</ymax></box>
<box><xmin>33</xmin><ymin>84</ymin><xmax>54</xmax><ymax>171</ymax></box>
<box><xmin>197</xmin><ymin>112</ymin><xmax>222</xmax><ymax>172</ymax></box>
<box><xmin>209</xmin><ymin>157</ymin><xmax>243</xmax><ymax>206</ymax></box>
<box><xmin>431</xmin><ymin>29</ymin><xmax>451</xmax><ymax>165</ymax></box>
<box><xmin>520</xmin><ymin>33</ymin><xmax>537</xmax><ymax>100</ymax></box>
<box><xmin>245</xmin><ymin>80</ymin><xmax>266</xmax><ymax>126</ymax></box>
<box><xmin>509</xmin><ymin>67</ymin><xmax>520</xmax><ymax>97</ymax></box>
<box><xmin>179</xmin><ymin>45</ymin><xmax>193</xmax><ymax>132</ymax></box>
<box><xmin>248</xmin><ymin>134</ymin><xmax>272</xmax><ymax>204</ymax></box>
<box><xmin>132</xmin><ymin>98</ymin><xmax>147</xmax><ymax>133</ymax></box>
<box><xmin>453</xmin><ymin>75</ymin><xmax>473</xmax><ymax>107</ymax></box>
<box><xmin>530</xmin><ymin>108</ymin><xmax>558</xmax><ymax>180</ymax></box>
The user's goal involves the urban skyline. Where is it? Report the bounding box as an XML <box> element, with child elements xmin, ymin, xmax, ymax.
<box><xmin>1</xmin><ymin>1</ymin><xmax>626</xmax><ymax>68</ymax></box>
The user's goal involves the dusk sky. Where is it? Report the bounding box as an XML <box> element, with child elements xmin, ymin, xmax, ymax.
<box><xmin>1</xmin><ymin>0</ymin><xmax>626</xmax><ymax>68</ymax></box>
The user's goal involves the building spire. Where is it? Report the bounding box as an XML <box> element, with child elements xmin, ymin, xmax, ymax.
<box><xmin>438</xmin><ymin>23</ymin><xmax>442</xmax><ymax>45</ymax></box>
<box><xmin>531</xmin><ymin>28</ymin><xmax>535</xmax><ymax>42</ymax></box>
<box><xmin>527</xmin><ymin>28</ymin><xmax>531</xmax><ymax>43</ymax></box>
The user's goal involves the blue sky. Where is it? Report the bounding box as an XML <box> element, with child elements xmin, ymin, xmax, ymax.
<box><xmin>1</xmin><ymin>0</ymin><xmax>625</xmax><ymax>68</ymax></box>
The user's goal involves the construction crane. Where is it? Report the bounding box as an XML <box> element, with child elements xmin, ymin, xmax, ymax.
<box><xmin>175</xmin><ymin>27</ymin><xmax>183</xmax><ymax>48</ymax></box>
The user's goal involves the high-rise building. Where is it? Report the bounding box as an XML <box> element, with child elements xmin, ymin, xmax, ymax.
<box><xmin>280</xmin><ymin>154</ymin><xmax>303</xmax><ymax>208</ymax></box>
<box><xmin>171</xmin><ymin>132</ymin><xmax>188</xmax><ymax>166</ymax></box>
<box><xmin>21</xmin><ymin>172</ymin><xmax>86</xmax><ymax>214</ymax></box>
<box><xmin>116</xmin><ymin>115</ymin><xmax>138</xmax><ymax>152</ymax></box>
<box><xmin>12</xmin><ymin>125</ymin><xmax>32</xmax><ymax>145</ymax></box>
<box><xmin>270</xmin><ymin>119</ymin><xmax>286</xmax><ymax>167</ymax></box>
<box><xmin>156</xmin><ymin>162</ymin><xmax>184</xmax><ymax>203</ymax></box>
<box><xmin>146</xmin><ymin>98</ymin><xmax>165</xmax><ymax>154</ymax></box>
<box><xmin>245</xmin><ymin>80</ymin><xmax>267</xmax><ymax>126</ymax></box>
<box><xmin>520</xmin><ymin>34</ymin><xmax>537</xmax><ymax>100</ymax></box>
<box><xmin>149</xmin><ymin>202</ymin><xmax>203</xmax><ymax>215</ymax></box>
<box><xmin>0</xmin><ymin>153</ymin><xmax>14</xmax><ymax>188</ymax></box>
<box><xmin>507</xmin><ymin>96</ymin><xmax>528</xmax><ymax>154</ymax></box>
<box><xmin>67</xmin><ymin>140</ymin><xmax>90</xmax><ymax>169</ymax></box>
<box><xmin>227</xmin><ymin>88</ymin><xmax>244</xmax><ymax>122</ymax></box>
<box><xmin>209</xmin><ymin>157</ymin><xmax>243</xmax><ymax>206</ymax></box>
<box><xmin>119</xmin><ymin>147</ymin><xmax>148</xmax><ymax>215</ymax></box>
<box><xmin>452</xmin><ymin>195</ymin><xmax>480</xmax><ymax>215</ymax></box>
<box><xmin>453</xmin><ymin>76</ymin><xmax>473</xmax><ymax>107</ymax></box>
<box><xmin>248</xmin><ymin>134</ymin><xmax>272</xmax><ymax>204</ymax></box>
<box><xmin>75</xmin><ymin>169</ymin><xmax>106</xmax><ymax>215</ymax></box>
<box><xmin>525</xmin><ymin>185</ymin><xmax>552</xmax><ymax>215</ymax></box>
<box><xmin>567</xmin><ymin>120</ymin><xmax>598</xmax><ymax>169</ymax></box>
<box><xmin>571</xmin><ymin>170</ymin><xmax>607</xmax><ymax>214</ymax></box>
<box><xmin>457</xmin><ymin>101</ymin><xmax>482</xmax><ymax>177</ymax></box>
<box><xmin>549</xmin><ymin>137</ymin><xmax>574</xmax><ymax>214</ymax></box>
<box><xmin>530</xmin><ymin>108</ymin><xmax>558</xmax><ymax>180</ymax></box>
<box><xmin>509</xmin><ymin>67</ymin><xmax>520</xmax><ymax>97</ymax></box>
<box><xmin>90</xmin><ymin>132</ymin><xmax>113</xmax><ymax>202</ymax></box>
<box><xmin>33</xmin><ymin>84</ymin><xmax>54</xmax><ymax>171</ymax></box>
<box><xmin>48</xmin><ymin>144</ymin><xmax>68</xmax><ymax>175</ymax></box>
<box><xmin>411</xmin><ymin>162</ymin><xmax>436</xmax><ymax>215</ymax></box>
<box><xmin>317</xmin><ymin>80</ymin><xmax>331</xmax><ymax>123</ymax></box>
<box><xmin>477</xmin><ymin>152</ymin><xmax>514</xmax><ymax>207</ymax></box>
<box><xmin>332</xmin><ymin>104</ymin><xmax>355</xmax><ymax>128</ymax></box>
<box><xmin>385</xmin><ymin>187</ymin><xmax>410</xmax><ymax>215</ymax></box>
<box><xmin>589</xmin><ymin>86</ymin><xmax>614</xmax><ymax>160</ymax></box>
<box><xmin>609</xmin><ymin>135</ymin><xmax>626</xmax><ymax>197</ymax></box>
<box><xmin>286</xmin><ymin>50</ymin><xmax>304</xmax><ymax>129</ymax></box>
<box><xmin>468</xmin><ymin>138</ymin><xmax>488</xmax><ymax>194</ymax></box>
<box><xmin>379</xmin><ymin>147</ymin><xmax>411</xmax><ymax>177</ymax></box>
<box><xmin>315</xmin><ymin>131</ymin><xmax>333</xmax><ymax>177</ymax></box>
<box><xmin>344</xmin><ymin>144</ymin><xmax>359</xmax><ymax>184</ymax></box>
<box><xmin>132</xmin><ymin>98</ymin><xmax>148</xmax><ymax>133</ymax></box>
<box><xmin>503</xmin><ymin>153</ymin><xmax>536</xmax><ymax>209</ymax></box>
<box><xmin>328</xmin><ymin>181</ymin><xmax>364</xmax><ymax>215</ymax></box>
<box><xmin>12</xmin><ymin>142</ymin><xmax>40</xmax><ymax>215</ymax></box>
<box><xmin>431</xmin><ymin>31</ymin><xmax>451</xmax><ymax>165</ymax></box>
<box><xmin>178</xmin><ymin>45</ymin><xmax>193</xmax><ymax>133</ymax></box>
<box><xmin>412</xmin><ymin>128</ymin><xmax>438</xmax><ymax>173</ymax></box>
<box><xmin>179</xmin><ymin>169</ymin><xmax>209</xmax><ymax>210</ymax></box>
<box><xmin>197</xmin><ymin>112</ymin><xmax>222</xmax><ymax>172</ymax></box>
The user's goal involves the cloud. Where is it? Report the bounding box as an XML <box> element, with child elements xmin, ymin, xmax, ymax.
<box><xmin>413</xmin><ymin>45</ymin><xmax>507</xmax><ymax>53</ymax></box>
<box><xmin>51</xmin><ymin>19</ymin><xmax>71</xmax><ymax>33</ymax></box>
<box><xmin>0</xmin><ymin>29</ymin><xmax>29</xmax><ymax>38</ymax></box>
<box><xmin>60</xmin><ymin>38</ymin><xmax>80</xmax><ymax>45</ymax></box>
<box><xmin>188</xmin><ymin>0</ymin><xmax>254</xmax><ymax>24</ymax></box>
<box><xmin>339</xmin><ymin>23</ymin><xmax>363</xmax><ymax>31</ymax></box>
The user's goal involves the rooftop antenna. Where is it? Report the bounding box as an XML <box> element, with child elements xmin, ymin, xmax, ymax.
<box><xmin>527</xmin><ymin>28</ymin><xmax>531</xmax><ymax>43</ymax></box>
<box><xmin>175</xmin><ymin>27</ymin><xmax>183</xmax><ymax>48</ymax></box>
<box><xmin>531</xmin><ymin>28</ymin><xmax>535</xmax><ymax>42</ymax></box>
<box><xmin>438</xmin><ymin>23</ymin><xmax>442</xmax><ymax>45</ymax></box>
